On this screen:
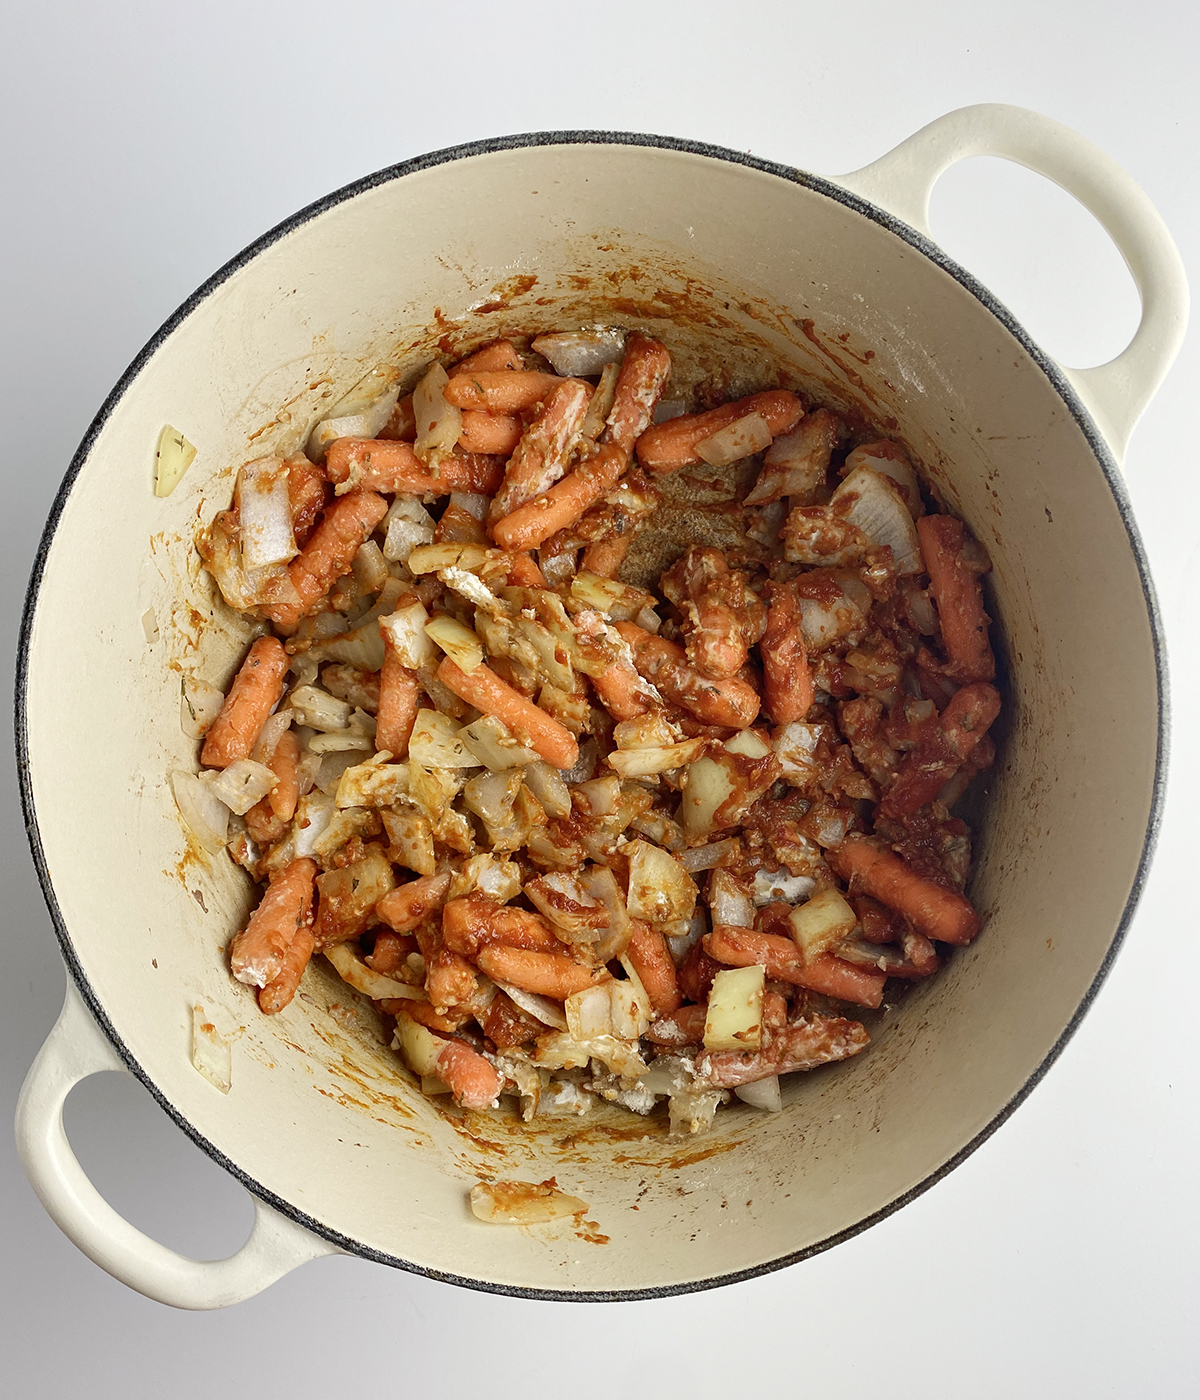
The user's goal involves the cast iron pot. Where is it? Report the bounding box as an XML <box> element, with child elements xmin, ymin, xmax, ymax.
<box><xmin>15</xmin><ymin>105</ymin><xmax>1188</xmax><ymax>1307</ymax></box>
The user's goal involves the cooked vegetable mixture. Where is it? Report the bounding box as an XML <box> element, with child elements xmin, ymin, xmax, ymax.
<box><xmin>179</xmin><ymin>327</ymin><xmax>1000</xmax><ymax>1134</ymax></box>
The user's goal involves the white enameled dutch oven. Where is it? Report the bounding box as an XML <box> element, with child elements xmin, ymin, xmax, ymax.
<box><xmin>15</xmin><ymin>105</ymin><xmax>1188</xmax><ymax>1309</ymax></box>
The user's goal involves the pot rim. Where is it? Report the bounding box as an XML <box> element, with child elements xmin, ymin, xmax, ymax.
<box><xmin>14</xmin><ymin>128</ymin><xmax>1169</xmax><ymax>1302</ymax></box>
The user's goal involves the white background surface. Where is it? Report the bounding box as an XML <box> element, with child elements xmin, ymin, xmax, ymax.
<box><xmin>2</xmin><ymin>2</ymin><xmax>1197</xmax><ymax>1395</ymax></box>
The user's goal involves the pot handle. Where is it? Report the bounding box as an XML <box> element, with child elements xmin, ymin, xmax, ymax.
<box><xmin>15</xmin><ymin>981</ymin><xmax>341</xmax><ymax>1309</ymax></box>
<box><xmin>833</xmin><ymin>103</ymin><xmax>1189</xmax><ymax>462</ymax></box>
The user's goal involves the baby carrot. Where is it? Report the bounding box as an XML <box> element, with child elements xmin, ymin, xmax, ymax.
<box><xmin>581</xmin><ymin>533</ymin><xmax>631</xmax><ymax>578</ymax></box>
<box><xmin>491</xmin><ymin>377</ymin><xmax>592</xmax><ymax>519</ymax></box>
<box><xmin>262</xmin><ymin>490</ymin><xmax>388</xmax><ymax>633</ymax></box>
<box><xmin>591</xmin><ymin>657</ymin><xmax>653</xmax><ymax>721</ymax></box>
<box><xmin>453</xmin><ymin>339</ymin><xmax>522</xmax><ymax>374</ymax></box>
<box><xmin>506</xmin><ymin>551</ymin><xmax>546</xmax><ymax>587</ymax></box>
<box><xmin>229</xmin><ymin>857</ymin><xmax>317</xmax><ymax>989</ymax></box>
<box><xmin>475</xmin><ymin>946</ymin><xmax>602</xmax><ymax>999</ymax></box>
<box><xmin>426</xmin><ymin>945</ymin><xmax>479</xmax><ymax>1012</ymax></box>
<box><xmin>436</xmin><ymin>1039</ymin><xmax>504</xmax><ymax>1109</ymax></box>
<box><xmin>201</xmin><ymin>637</ymin><xmax>289</xmax><ymax>768</ymax></box>
<box><xmin>257</xmin><ymin>927</ymin><xmax>314</xmax><ymax>1015</ymax></box>
<box><xmin>614</xmin><ymin>621</ymin><xmax>760</xmax><ymax>729</ymax></box>
<box><xmin>760</xmin><ymin>582</ymin><xmax>814</xmax><ymax>725</ymax></box>
<box><xmin>286</xmin><ymin>457</ymin><xmax>328</xmax><ymax>548</ymax></box>
<box><xmin>491</xmin><ymin>443</ymin><xmax>627</xmax><ymax>552</ymax></box>
<box><xmin>441</xmin><ymin>895</ymin><xmax>563</xmax><ymax>956</ymax></box>
<box><xmin>443</xmin><ymin>370</ymin><xmax>562</xmax><ymax>413</ymax></box>
<box><xmin>324</xmin><ymin>439</ymin><xmax>504</xmax><ymax>496</ymax></box>
<box><xmin>917</xmin><ymin>514</ymin><xmax>995</xmax><ymax>683</ymax></box>
<box><xmin>829</xmin><ymin>836</ymin><xmax>979</xmax><ymax>945</ymax></box>
<box><xmin>646</xmin><ymin>1003</ymin><xmax>709</xmax><ymax>1045</ymax></box>
<box><xmin>602</xmin><ymin>331</ymin><xmax>672</xmax><ymax>454</ymax></box>
<box><xmin>375</xmin><ymin>635</ymin><xmax>421</xmax><ymax>758</ymax></box>
<box><xmin>705</xmin><ymin>926</ymin><xmax>885</xmax><ymax>1008</ymax></box>
<box><xmin>625</xmin><ymin>920</ymin><xmax>682</xmax><ymax>1016</ymax></box>
<box><xmin>458</xmin><ymin>410</ymin><xmax>523</xmax><ymax>456</ymax></box>
<box><xmin>635</xmin><ymin>390</ymin><xmax>803</xmax><ymax>475</ymax></box>
<box><xmin>437</xmin><ymin>656</ymin><xmax>580</xmax><ymax>770</ymax></box>
<box><xmin>376</xmin><ymin>872</ymin><xmax>453</xmax><ymax>932</ymax></box>
<box><xmin>266</xmin><ymin>728</ymin><xmax>301</xmax><ymax>823</ymax></box>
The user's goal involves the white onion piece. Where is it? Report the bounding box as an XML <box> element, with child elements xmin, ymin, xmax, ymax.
<box><xmin>205</xmin><ymin>759</ymin><xmax>278</xmax><ymax>816</ymax></box>
<box><xmin>532</xmin><ymin>328</ymin><xmax>625</xmax><ymax>377</ymax></box>
<box><xmin>796</xmin><ymin>592</ymin><xmax>866</xmax><ymax>651</ymax></box>
<box><xmin>521</xmin><ymin>761</ymin><xmax>571</xmax><ymax>818</ymax></box>
<box><xmin>495</xmin><ymin>981</ymin><xmax>568</xmax><ymax>1030</ymax></box>
<box><xmin>833</xmin><ymin>465</ymin><xmax>922</xmax><ymax>574</ymax></box>
<box><xmin>751</xmin><ymin>868</ymin><xmax>815</xmax><ymax>906</ymax></box>
<box><xmin>382</xmin><ymin>496</ymin><xmax>436</xmax><ymax>563</ymax></box>
<box><xmin>679</xmin><ymin>839</ymin><xmax>739</xmax><ymax>874</ymax></box>
<box><xmin>155</xmin><ymin>425</ymin><xmax>197</xmax><ymax>498</ymax></box>
<box><xmin>236</xmin><ymin>458</ymin><xmax>298</xmax><ymax>569</ymax></box>
<box><xmin>180</xmin><ymin>676</ymin><xmax>224</xmax><ymax>739</ymax></box>
<box><xmin>325</xmin><ymin>943</ymin><xmax>427</xmax><ymax>1002</ymax></box>
<box><xmin>709</xmin><ymin>870</ymin><xmax>756</xmax><ymax>929</ymax></box>
<box><xmin>695</xmin><ymin>412</ymin><xmax>773</xmax><ymax>468</ymax></box>
<box><xmin>307</xmin><ymin>382</ymin><xmax>400</xmax><ymax>462</ymax></box>
<box><xmin>667</xmin><ymin>909</ymin><xmax>708</xmax><ymax>964</ymax></box>
<box><xmin>170</xmin><ymin>771</ymin><xmax>229</xmax><ymax>853</ymax></box>
<box><xmin>901</xmin><ymin>578</ymin><xmax>939</xmax><ymax>634</ymax></box>
<box><xmin>844</xmin><ymin>443</ymin><xmax>923</xmax><ymax>518</ymax></box>
<box><xmin>292</xmin><ymin>791</ymin><xmax>335</xmax><ymax>855</ymax></box>
<box><xmin>191</xmin><ymin>1005</ymin><xmax>231</xmax><ymax>1093</ymax></box>
<box><xmin>379</xmin><ymin>597</ymin><xmax>437</xmax><ymax>669</ymax></box>
<box><xmin>469</xmin><ymin>1180</ymin><xmax>588</xmax><ymax>1225</ymax></box>
<box><xmin>558</xmin><ymin>737</ymin><xmax>599</xmax><ymax>784</ymax></box>
<box><xmin>250</xmin><ymin>709</ymin><xmax>292</xmax><ymax>763</ymax></box>
<box><xmin>735</xmin><ymin>1076</ymin><xmax>782</xmax><ymax>1111</ymax></box>
<box><xmin>289</xmin><ymin>685</ymin><xmax>352</xmax><ymax>732</ymax></box>
<box><xmin>449</xmin><ymin>492</ymin><xmax>489</xmax><ymax>521</ymax></box>
<box><xmin>412</xmin><ymin>362</ymin><xmax>462</xmax><ymax>465</ymax></box>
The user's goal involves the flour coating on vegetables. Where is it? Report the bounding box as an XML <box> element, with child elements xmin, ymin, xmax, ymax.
<box><xmin>178</xmin><ymin>327</ymin><xmax>1000</xmax><ymax>1135</ymax></box>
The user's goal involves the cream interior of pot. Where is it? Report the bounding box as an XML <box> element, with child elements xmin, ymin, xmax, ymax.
<box><xmin>23</xmin><ymin>141</ymin><xmax>1159</xmax><ymax>1294</ymax></box>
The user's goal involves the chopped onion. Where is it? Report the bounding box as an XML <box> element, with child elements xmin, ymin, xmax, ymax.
<box><xmin>307</xmin><ymin>382</ymin><xmax>401</xmax><ymax>462</ymax></box>
<box><xmin>292</xmin><ymin>791</ymin><xmax>335</xmax><ymax>855</ymax></box>
<box><xmin>521</xmin><ymin>760</ymin><xmax>571</xmax><ymax>818</ymax></box>
<box><xmin>412</xmin><ymin>362</ymin><xmax>462</xmax><ymax>465</ymax></box>
<box><xmin>709</xmin><ymin>870</ymin><xmax>755</xmax><ymax>928</ymax></box>
<box><xmin>180</xmin><ymin>676</ymin><xmax>224</xmax><ymax>739</ymax></box>
<box><xmin>495</xmin><ymin>981</ymin><xmax>568</xmax><ymax>1031</ymax></box>
<box><xmin>667</xmin><ymin>910</ymin><xmax>707</xmax><ymax>963</ymax></box>
<box><xmin>289</xmin><ymin>684</ymin><xmax>352</xmax><ymax>733</ymax></box>
<box><xmin>901</xmin><ymin>578</ymin><xmax>939</xmax><ymax>634</ymax></box>
<box><xmin>678</xmin><ymin>839</ymin><xmax>739</xmax><ymax>874</ymax></box>
<box><xmin>154</xmin><ymin>425</ymin><xmax>197</xmax><ymax>498</ymax></box>
<box><xmin>773</xmin><ymin>721</ymin><xmax>822</xmax><ymax>783</ymax></box>
<box><xmin>796</xmin><ymin>591</ymin><xmax>866</xmax><ymax>651</ymax></box>
<box><xmin>408</xmin><ymin>709</ymin><xmax>476</xmax><ymax>768</ymax></box>
<box><xmin>408</xmin><ymin>542</ymin><xmax>489</xmax><ymax>576</ymax></box>
<box><xmin>236</xmin><ymin>457</ymin><xmax>298</xmax><ymax>569</ymax></box>
<box><xmin>695</xmin><ymin>412</ymin><xmax>773</xmax><ymax>468</ymax></box>
<box><xmin>566</xmin><ymin>983</ymin><xmax>613</xmax><ymax>1040</ymax></box>
<box><xmin>570</xmin><ymin>572</ymin><xmax>656</xmax><ymax>622</ymax></box>
<box><xmin>607</xmin><ymin>738</ymin><xmax>706</xmax><ymax>778</ymax></box>
<box><xmin>205</xmin><ymin>759</ymin><xmax>278</xmax><ymax>815</ymax></box>
<box><xmin>190</xmin><ymin>1005</ymin><xmax>231</xmax><ymax>1093</ymax></box>
<box><xmin>679</xmin><ymin>756</ymin><xmax>736</xmax><ymax>842</ymax></box>
<box><xmin>533</xmin><ymin>328</ymin><xmax>625</xmax><ymax>376</ymax></box>
<box><xmin>424</xmin><ymin>614</ymin><xmax>484</xmax><ymax>673</ymax></box>
<box><xmin>170</xmin><ymin>771</ymin><xmax>229</xmax><ymax>853</ymax></box>
<box><xmin>449</xmin><ymin>492</ymin><xmax>488</xmax><ymax>521</ymax></box>
<box><xmin>334</xmin><ymin>760</ymin><xmax>410</xmax><ymax>809</ymax></box>
<box><xmin>844</xmin><ymin>442</ymin><xmax>923</xmax><ymax>518</ymax></box>
<box><xmin>469</xmin><ymin>1179</ymin><xmax>588</xmax><ymax>1226</ymax></box>
<box><xmin>379</xmin><ymin>597</ymin><xmax>437</xmax><ymax>670</ymax></box>
<box><xmin>580</xmin><ymin>361</ymin><xmax>620</xmax><ymax>439</ymax></box>
<box><xmin>250</xmin><ymin>709</ymin><xmax>292</xmax><ymax>763</ymax></box>
<box><xmin>735</xmin><ymin>1076</ymin><xmax>782</xmax><ymax>1111</ymax></box>
<box><xmin>833</xmin><ymin>465</ymin><xmax>922</xmax><ymax>574</ymax></box>
<box><xmin>460</xmin><ymin>714</ymin><xmax>540</xmax><ymax>770</ymax></box>
<box><xmin>382</xmin><ymin>496</ymin><xmax>436</xmax><ymax>563</ymax></box>
<box><xmin>625</xmin><ymin>840</ymin><xmax>698</xmax><ymax>923</ymax></box>
<box><xmin>439</xmin><ymin>565</ymin><xmax>504</xmax><ymax>616</ymax></box>
<box><xmin>704</xmin><ymin>965</ymin><xmax>765</xmax><ymax>1052</ymax></box>
<box><xmin>751</xmin><ymin>868</ymin><xmax>815</xmax><ymax>905</ymax></box>
<box><xmin>724</xmin><ymin>728</ymin><xmax>772</xmax><ymax>760</ymax></box>
<box><xmin>558</xmin><ymin>737</ymin><xmax>600</xmax><ymax>784</ymax></box>
<box><xmin>448</xmin><ymin>854</ymin><xmax>522</xmax><ymax>904</ymax></box>
<box><xmin>352</xmin><ymin>540</ymin><xmax>390</xmax><ymax>594</ymax></box>
<box><xmin>393</xmin><ymin>1010</ymin><xmax>446</xmax><ymax>1077</ymax></box>
<box><xmin>539</xmin><ymin>549</ymin><xmax>578</xmax><ymax>588</ymax></box>
<box><xmin>325</xmin><ymin>943</ymin><xmax>427</xmax><ymax>1002</ymax></box>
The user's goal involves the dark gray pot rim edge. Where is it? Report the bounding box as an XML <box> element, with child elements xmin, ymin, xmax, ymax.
<box><xmin>13</xmin><ymin>128</ymin><xmax>1169</xmax><ymax>1304</ymax></box>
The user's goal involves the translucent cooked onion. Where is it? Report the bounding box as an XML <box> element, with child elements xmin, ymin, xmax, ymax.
<box><xmin>382</xmin><ymin>496</ymin><xmax>436</xmax><ymax>563</ymax></box>
<box><xmin>236</xmin><ymin>457</ymin><xmax>298</xmax><ymax>569</ymax></box>
<box><xmin>695</xmin><ymin>412</ymin><xmax>773</xmax><ymax>468</ymax></box>
<box><xmin>532</xmin><ymin>328</ymin><xmax>625</xmax><ymax>376</ymax></box>
<box><xmin>496</xmin><ymin>982</ymin><xmax>568</xmax><ymax>1031</ymax></box>
<box><xmin>424</xmin><ymin>614</ymin><xmax>484</xmax><ymax>673</ymax></box>
<box><xmin>833</xmin><ymin>464</ymin><xmax>922</xmax><ymax>574</ymax></box>
<box><xmin>379</xmin><ymin>597</ymin><xmax>438</xmax><ymax>670</ymax></box>
<box><xmin>190</xmin><ymin>1005</ymin><xmax>231</xmax><ymax>1093</ymax></box>
<box><xmin>412</xmin><ymin>362</ymin><xmax>462</xmax><ymax>465</ymax></box>
<box><xmin>171</xmin><ymin>771</ymin><xmax>229</xmax><ymax>853</ymax></box>
<box><xmin>180</xmin><ymin>676</ymin><xmax>224</xmax><ymax>739</ymax></box>
<box><xmin>678</xmin><ymin>839</ymin><xmax>739</xmax><ymax>874</ymax></box>
<box><xmin>250</xmin><ymin>709</ymin><xmax>293</xmax><ymax>763</ymax></box>
<box><xmin>307</xmin><ymin>382</ymin><xmax>400</xmax><ymax>462</ymax></box>
<box><xmin>709</xmin><ymin>870</ymin><xmax>755</xmax><ymax>928</ymax></box>
<box><xmin>735</xmin><ymin>1076</ymin><xmax>782</xmax><ymax>1111</ymax></box>
<box><xmin>469</xmin><ymin>1180</ymin><xmax>588</xmax><ymax>1226</ymax></box>
<box><xmin>325</xmin><ymin>943</ymin><xmax>427</xmax><ymax>1002</ymax></box>
<box><xmin>205</xmin><ymin>759</ymin><xmax>278</xmax><ymax>816</ymax></box>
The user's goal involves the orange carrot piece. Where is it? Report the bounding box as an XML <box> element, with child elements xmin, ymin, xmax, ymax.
<box><xmin>443</xmin><ymin>370</ymin><xmax>561</xmax><ymax>413</ymax></box>
<box><xmin>492</xmin><ymin>442</ymin><xmax>627</xmax><ymax>552</ymax></box>
<box><xmin>454</xmin><ymin>339</ymin><xmax>523</xmax><ymax>374</ymax></box>
<box><xmin>602</xmin><ymin>331</ymin><xmax>672</xmax><ymax>454</ymax></box>
<box><xmin>437</xmin><ymin>657</ymin><xmax>579</xmax><ymax>770</ymax></box>
<box><xmin>436</xmin><ymin>1039</ymin><xmax>504</xmax><ymax>1109</ymax></box>
<box><xmin>376</xmin><ymin>872</ymin><xmax>453</xmax><ymax>932</ymax></box>
<box><xmin>475</xmin><ymin>946</ymin><xmax>601</xmax><ymax>999</ymax></box>
<box><xmin>244</xmin><ymin>797</ymin><xmax>286</xmax><ymax>847</ymax></box>
<box><xmin>376</xmin><ymin>637</ymin><xmax>421</xmax><ymax>758</ymax></box>
<box><xmin>705</xmin><ymin>925</ymin><xmax>885</xmax><ymax>1008</ymax></box>
<box><xmin>262</xmin><ymin>491</ymin><xmax>388</xmax><ymax>634</ymax></box>
<box><xmin>286</xmin><ymin>457</ymin><xmax>328</xmax><ymax>548</ymax></box>
<box><xmin>581</xmin><ymin>533</ymin><xmax>632</xmax><ymax>578</ymax></box>
<box><xmin>591</xmin><ymin>657</ymin><xmax>653</xmax><ymax>722</ymax></box>
<box><xmin>458</xmin><ymin>410</ymin><xmax>524</xmax><ymax>456</ymax></box>
<box><xmin>828</xmin><ymin>836</ymin><xmax>979</xmax><ymax>945</ymax></box>
<box><xmin>324</xmin><ymin>439</ymin><xmax>504</xmax><ymax>496</ymax></box>
<box><xmin>441</xmin><ymin>895</ymin><xmax>563</xmax><ymax>957</ymax></box>
<box><xmin>635</xmin><ymin>390</ymin><xmax>803</xmax><ymax>475</ymax></box>
<box><xmin>257</xmin><ymin>927</ymin><xmax>315</xmax><ymax>1015</ymax></box>
<box><xmin>760</xmin><ymin>582</ymin><xmax>814</xmax><ymax>725</ymax></box>
<box><xmin>626</xmin><ymin>920</ymin><xmax>682</xmax><ymax>1016</ymax></box>
<box><xmin>229</xmin><ymin>857</ymin><xmax>318</xmax><ymax>989</ymax></box>
<box><xmin>506</xmin><ymin>551</ymin><xmax>546</xmax><ymax>587</ymax></box>
<box><xmin>882</xmin><ymin>681</ymin><xmax>1001</xmax><ymax>816</ymax></box>
<box><xmin>614</xmin><ymin>621</ymin><xmax>760</xmax><ymax>729</ymax></box>
<box><xmin>491</xmin><ymin>377</ymin><xmax>592</xmax><ymax>519</ymax></box>
<box><xmin>364</xmin><ymin>930</ymin><xmax>416</xmax><ymax>975</ymax></box>
<box><xmin>266</xmin><ymin>728</ymin><xmax>301</xmax><ymax>822</ymax></box>
<box><xmin>426</xmin><ymin>945</ymin><xmax>478</xmax><ymax>1011</ymax></box>
<box><xmin>917</xmin><ymin>514</ymin><xmax>995</xmax><ymax>683</ymax></box>
<box><xmin>200</xmin><ymin>637</ymin><xmax>290</xmax><ymax>769</ymax></box>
